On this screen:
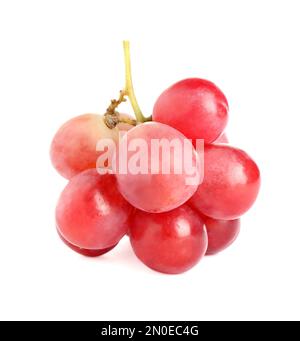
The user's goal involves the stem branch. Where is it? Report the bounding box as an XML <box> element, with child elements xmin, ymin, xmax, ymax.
<box><xmin>104</xmin><ymin>90</ymin><xmax>137</xmax><ymax>128</ymax></box>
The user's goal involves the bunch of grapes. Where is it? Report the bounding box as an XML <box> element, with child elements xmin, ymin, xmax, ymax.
<box><xmin>50</xmin><ymin>41</ymin><xmax>260</xmax><ymax>274</ymax></box>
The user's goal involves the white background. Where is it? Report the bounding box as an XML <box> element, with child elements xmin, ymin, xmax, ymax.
<box><xmin>0</xmin><ymin>0</ymin><xmax>299</xmax><ymax>321</ymax></box>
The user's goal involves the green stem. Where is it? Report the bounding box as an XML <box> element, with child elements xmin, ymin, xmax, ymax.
<box><xmin>123</xmin><ymin>41</ymin><xmax>149</xmax><ymax>123</ymax></box>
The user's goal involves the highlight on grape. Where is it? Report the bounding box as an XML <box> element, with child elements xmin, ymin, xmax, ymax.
<box><xmin>96</xmin><ymin>133</ymin><xmax>204</xmax><ymax>186</ymax></box>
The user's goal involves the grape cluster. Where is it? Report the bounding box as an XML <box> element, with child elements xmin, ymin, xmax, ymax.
<box><xmin>50</xmin><ymin>42</ymin><xmax>260</xmax><ymax>274</ymax></box>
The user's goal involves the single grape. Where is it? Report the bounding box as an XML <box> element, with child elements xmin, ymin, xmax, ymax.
<box><xmin>189</xmin><ymin>144</ymin><xmax>260</xmax><ymax>220</ymax></box>
<box><xmin>50</xmin><ymin>113</ymin><xmax>133</xmax><ymax>179</ymax></box>
<box><xmin>199</xmin><ymin>215</ymin><xmax>240</xmax><ymax>255</ymax></box>
<box><xmin>57</xmin><ymin>228</ymin><xmax>117</xmax><ymax>257</ymax></box>
<box><xmin>129</xmin><ymin>204</ymin><xmax>208</xmax><ymax>274</ymax></box>
<box><xmin>56</xmin><ymin>169</ymin><xmax>133</xmax><ymax>249</ymax></box>
<box><xmin>115</xmin><ymin>122</ymin><xmax>200</xmax><ymax>213</ymax></box>
<box><xmin>153</xmin><ymin>78</ymin><xmax>228</xmax><ymax>143</ymax></box>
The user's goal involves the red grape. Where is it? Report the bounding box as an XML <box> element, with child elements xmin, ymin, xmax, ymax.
<box><xmin>115</xmin><ymin>122</ymin><xmax>200</xmax><ymax>213</ymax></box>
<box><xmin>56</xmin><ymin>169</ymin><xmax>133</xmax><ymax>249</ymax></box>
<box><xmin>50</xmin><ymin>113</ymin><xmax>133</xmax><ymax>179</ymax></box>
<box><xmin>129</xmin><ymin>205</ymin><xmax>208</xmax><ymax>274</ymax></box>
<box><xmin>57</xmin><ymin>228</ymin><xmax>117</xmax><ymax>257</ymax></box>
<box><xmin>153</xmin><ymin>78</ymin><xmax>228</xmax><ymax>143</ymax></box>
<box><xmin>189</xmin><ymin>144</ymin><xmax>260</xmax><ymax>219</ymax></box>
<box><xmin>201</xmin><ymin>215</ymin><xmax>240</xmax><ymax>255</ymax></box>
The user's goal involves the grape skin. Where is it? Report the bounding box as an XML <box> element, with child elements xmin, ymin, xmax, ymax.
<box><xmin>129</xmin><ymin>204</ymin><xmax>208</xmax><ymax>274</ymax></box>
<box><xmin>50</xmin><ymin>113</ymin><xmax>133</xmax><ymax>179</ymax></box>
<box><xmin>57</xmin><ymin>228</ymin><xmax>117</xmax><ymax>257</ymax></box>
<box><xmin>189</xmin><ymin>144</ymin><xmax>260</xmax><ymax>220</ymax></box>
<box><xmin>115</xmin><ymin>122</ymin><xmax>200</xmax><ymax>213</ymax></box>
<box><xmin>196</xmin><ymin>214</ymin><xmax>240</xmax><ymax>255</ymax></box>
<box><xmin>56</xmin><ymin>169</ymin><xmax>134</xmax><ymax>249</ymax></box>
<box><xmin>153</xmin><ymin>78</ymin><xmax>228</xmax><ymax>143</ymax></box>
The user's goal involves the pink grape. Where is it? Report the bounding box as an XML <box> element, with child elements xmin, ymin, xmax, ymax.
<box><xmin>189</xmin><ymin>144</ymin><xmax>260</xmax><ymax>220</ymax></box>
<box><xmin>153</xmin><ymin>78</ymin><xmax>228</xmax><ymax>143</ymax></box>
<box><xmin>56</xmin><ymin>169</ymin><xmax>133</xmax><ymax>249</ymax></box>
<box><xmin>115</xmin><ymin>122</ymin><xmax>200</xmax><ymax>213</ymax></box>
<box><xmin>199</xmin><ymin>215</ymin><xmax>240</xmax><ymax>255</ymax></box>
<box><xmin>57</xmin><ymin>228</ymin><xmax>117</xmax><ymax>257</ymax></box>
<box><xmin>129</xmin><ymin>204</ymin><xmax>208</xmax><ymax>274</ymax></box>
<box><xmin>50</xmin><ymin>113</ymin><xmax>133</xmax><ymax>179</ymax></box>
